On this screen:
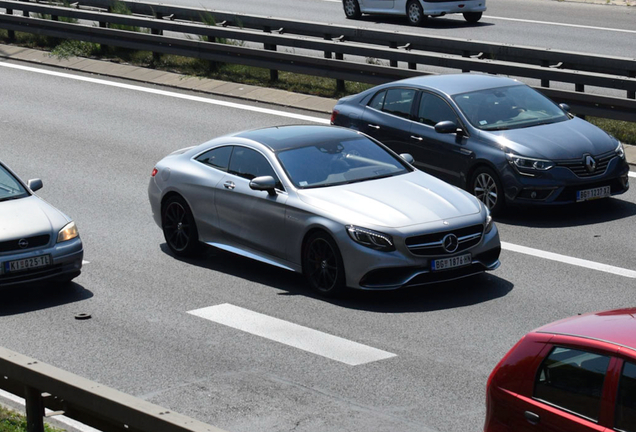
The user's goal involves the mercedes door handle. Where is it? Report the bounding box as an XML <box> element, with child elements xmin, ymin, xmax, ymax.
<box><xmin>223</xmin><ymin>181</ymin><xmax>235</xmax><ymax>190</ymax></box>
<box><xmin>524</xmin><ymin>411</ymin><xmax>540</xmax><ymax>425</ymax></box>
<box><xmin>410</xmin><ymin>135</ymin><xmax>423</xmax><ymax>141</ymax></box>
<box><xmin>368</xmin><ymin>124</ymin><xmax>380</xmax><ymax>129</ymax></box>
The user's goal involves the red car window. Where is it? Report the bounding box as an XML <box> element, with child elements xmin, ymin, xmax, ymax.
<box><xmin>616</xmin><ymin>361</ymin><xmax>636</xmax><ymax>431</ymax></box>
<box><xmin>533</xmin><ymin>346</ymin><xmax>611</xmax><ymax>422</ymax></box>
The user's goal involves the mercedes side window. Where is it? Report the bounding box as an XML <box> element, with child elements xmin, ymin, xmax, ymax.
<box><xmin>368</xmin><ymin>90</ymin><xmax>386</xmax><ymax>110</ymax></box>
<box><xmin>533</xmin><ymin>346</ymin><xmax>610</xmax><ymax>422</ymax></box>
<box><xmin>382</xmin><ymin>88</ymin><xmax>416</xmax><ymax>119</ymax></box>
<box><xmin>616</xmin><ymin>361</ymin><xmax>636</xmax><ymax>432</ymax></box>
<box><xmin>228</xmin><ymin>147</ymin><xmax>284</xmax><ymax>191</ymax></box>
<box><xmin>195</xmin><ymin>146</ymin><xmax>233</xmax><ymax>172</ymax></box>
<box><xmin>418</xmin><ymin>93</ymin><xmax>459</xmax><ymax>127</ymax></box>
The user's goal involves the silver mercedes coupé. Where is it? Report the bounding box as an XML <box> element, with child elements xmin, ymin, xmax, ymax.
<box><xmin>148</xmin><ymin>125</ymin><xmax>501</xmax><ymax>296</ymax></box>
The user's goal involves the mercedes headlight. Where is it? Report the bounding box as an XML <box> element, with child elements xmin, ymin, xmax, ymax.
<box><xmin>507</xmin><ymin>153</ymin><xmax>554</xmax><ymax>171</ymax></box>
<box><xmin>57</xmin><ymin>221</ymin><xmax>79</xmax><ymax>243</ymax></box>
<box><xmin>485</xmin><ymin>213</ymin><xmax>494</xmax><ymax>234</ymax></box>
<box><xmin>346</xmin><ymin>225</ymin><xmax>395</xmax><ymax>252</ymax></box>
<box><xmin>616</xmin><ymin>141</ymin><xmax>625</xmax><ymax>159</ymax></box>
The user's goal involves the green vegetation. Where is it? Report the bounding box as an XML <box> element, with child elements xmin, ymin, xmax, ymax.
<box><xmin>588</xmin><ymin>117</ymin><xmax>636</xmax><ymax>145</ymax></box>
<box><xmin>0</xmin><ymin>406</ymin><xmax>65</xmax><ymax>432</ymax></box>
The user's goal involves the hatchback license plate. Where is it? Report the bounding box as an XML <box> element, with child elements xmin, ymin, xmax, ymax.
<box><xmin>432</xmin><ymin>253</ymin><xmax>471</xmax><ymax>271</ymax></box>
<box><xmin>4</xmin><ymin>255</ymin><xmax>51</xmax><ymax>273</ymax></box>
<box><xmin>576</xmin><ymin>185</ymin><xmax>610</xmax><ymax>202</ymax></box>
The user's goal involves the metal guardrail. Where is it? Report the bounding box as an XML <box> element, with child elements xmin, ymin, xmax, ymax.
<box><xmin>0</xmin><ymin>346</ymin><xmax>228</xmax><ymax>432</ymax></box>
<box><xmin>1</xmin><ymin>0</ymin><xmax>636</xmax><ymax>121</ymax></box>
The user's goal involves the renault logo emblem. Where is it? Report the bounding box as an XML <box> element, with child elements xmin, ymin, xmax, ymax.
<box><xmin>584</xmin><ymin>155</ymin><xmax>597</xmax><ymax>173</ymax></box>
<box><xmin>18</xmin><ymin>239</ymin><xmax>29</xmax><ymax>249</ymax></box>
<box><xmin>442</xmin><ymin>234</ymin><xmax>459</xmax><ymax>253</ymax></box>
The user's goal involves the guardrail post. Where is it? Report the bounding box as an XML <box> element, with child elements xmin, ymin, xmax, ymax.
<box><xmin>629</xmin><ymin>71</ymin><xmax>636</xmax><ymax>99</ymax></box>
<box><xmin>540</xmin><ymin>60</ymin><xmax>550</xmax><ymax>88</ymax></box>
<box><xmin>151</xmin><ymin>13</ymin><xmax>163</xmax><ymax>62</ymax></box>
<box><xmin>575</xmin><ymin>83</ymin><xmax>584</xmax><ymax>93</ymax></box>
<box><xmin>389</xmin><ymin>42</ymin><xmax>397</xmax><ymax>67</ymax></box>
<box><xmin>335</xmin><ymin>52</ymin><xmax>345</xmax><ymax>92</ymax></box>
<box><xmin>99</xmin><ymin>6</ymin><xmax>110</xmax><ymax>53</ymax></box>
<box><xmin>324</xmin><ymin>34</ymin><xmax>332</xmax><ymax>59</ymax></box>
<box><xmin>263</xmin><ymin>26</ymin><xmax>278</xmax><ymax>81</ymax></box>
<box><xmin>461</xmin><ymin>51</ymin><xmax>470</xmax><ymax>73</ymax></box>
<box><xmin>24</xmin><ymin>386</ymin><xmax>44</xmax><ymax>432</ymax></box>
<box><xmin>6</xmin><ymin>8</ymin><xmax>15</xmax><ymax>40</ymax></box>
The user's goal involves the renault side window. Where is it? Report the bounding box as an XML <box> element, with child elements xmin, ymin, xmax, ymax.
<box><xmin>195</xmin><ymin>146</ymin><xmax>233</xmax><ymax>172</ymax></box>
<box><xmin>533</xmin><ymin>346</ymin><xmax>610</xmax><ymax>421</ymax></box>
<box><xmin>418</xmin><ymin>93</ymin><xmax>459</xmax><ymax>127</ymax></box>
<box><xmin>228</xmin><ymin>147</ymin><xmax>284</xmax><ymax>191</ymax></box>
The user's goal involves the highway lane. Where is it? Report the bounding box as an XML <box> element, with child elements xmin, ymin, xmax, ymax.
<box><xmin>1</xmin><ymin>63</ymin><xmax>636</xmax><ymax>432</ymax></box>
<box><xmin>149</xmin><ymin>0</ymin><xmax>636</xmax><ymax>58</ymax></box>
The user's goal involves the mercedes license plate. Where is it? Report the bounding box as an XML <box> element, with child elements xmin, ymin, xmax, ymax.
<box><xmin>576</xmin><ymin>185</ymin><xmax>610</xmax><ymax>202</ymax></box>
<box><xmin>4</xmin><ymin>255</ymin><xmax>51</xmax><ymax>273</ymax></box>
<box><xmin>432</xmin><ymin>253</ymin><xmax>471</xmax><ymax>271</ymax></box>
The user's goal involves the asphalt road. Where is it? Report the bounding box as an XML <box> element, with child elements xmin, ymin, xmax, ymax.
<box><xmin>153</xmin><ymin>0</ymin><xmax>636</xmax><ymax>58</ymax></box>
<box><xmin>1</xmin><ymin>62</ymin><xmax>636</xmax><ymax>432</ymax></box>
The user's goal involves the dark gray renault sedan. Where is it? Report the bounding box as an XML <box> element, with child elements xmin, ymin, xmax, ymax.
<box><xmin>331</xmin><ymin>74</ymin><xmax>630</xmax><ymax>214</ymax></box>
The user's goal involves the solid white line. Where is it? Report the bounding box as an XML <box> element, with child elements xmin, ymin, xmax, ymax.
<box><xmin>0</xmin><ymin>62</ymin><xmax>330</xmax><ymax>125</ymax></box>
<box><xmin>0</xmin><ymin>389</ymin><xmax>101</xmax><ymax>432</ymax></box>
<box><xmin>484</xmin><ymin>16</ymin><xmax>636</xmax><ymax>35</ymax></box>
<box><xmin>188</xmin><ymin>304</ymin><xmax>397</xmax><ymax>366</ymax></box>
<box><xmin>502</xmin><ymin>241</ymin><xmax>636</xmax><ymax>279</ymax></box>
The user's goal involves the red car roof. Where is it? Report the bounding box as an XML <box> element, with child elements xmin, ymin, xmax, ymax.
<box><xmin>534</xmin><ymin>308</ymin><xmax>636</xmax><ymax>350</ymax></box>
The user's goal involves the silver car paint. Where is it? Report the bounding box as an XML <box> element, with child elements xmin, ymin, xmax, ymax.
<box><xmin>358</xmin><ymin>0</ymin><xmax>486</xmax><ymax>16</ymax></box>
<box><xmin>149</xmin><ymin>131</ymin><xmax>500</xmax><ymax>290</ymax></box>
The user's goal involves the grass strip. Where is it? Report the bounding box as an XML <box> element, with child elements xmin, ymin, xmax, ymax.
<box><xmin>0</xmin><ymin>405</ymin><xmax>65</xmax><ymax>432</ymax></box>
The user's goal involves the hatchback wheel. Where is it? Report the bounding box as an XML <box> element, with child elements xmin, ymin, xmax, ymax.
<box><xmin>463</xmin><ymin>12</ymin><xmax>482</xmax><ymax>23</ymax></box>
<box><xmin>162</xmin><ymin>196</ymin><xmax>201</xmax><ymax>257</ymax></box>
<box><xmin>407</xmin><ymin>0</ymin><xmax>426</xmax><ymax>26</ymax></box>
<box><xmin>471</xmin><ymin>167</ymin><xmax>505</xmax><ymax>215</ymax></box>
<box><xmin>343</xmin><ymin>0</ymin><xmax>361</xmax><ymax>19</ymax></box>
<box><xmin>303</xmin><ymin>232</ymin><xmax>346</xmax><ymax>296</ymax></box>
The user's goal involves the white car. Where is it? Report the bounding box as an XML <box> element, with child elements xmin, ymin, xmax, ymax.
<box><xmin>342</xmin><ymin>0</ymin><xmax>486</xmax><ymax>25</ymax></box>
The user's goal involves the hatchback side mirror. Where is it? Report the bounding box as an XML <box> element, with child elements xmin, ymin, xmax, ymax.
<box><xmin>559</xmin><ymin>103</ymin><xmax>570</xmax><ymax>112</ymax></box>
<box><xmin>27</xmin><ymin>178</ymin><xmax>43</xmax><ymax>192</ymax></box>
<box><xmin>400</xmin><ymin>153</ymin><xmax>415</xmax><ymax>164</ymax></box>
<box><xmin>435</xmin><ymin>120</ymin><xmax>460</xmax><ymax>134</ymax></box>
<box><xmin>249</xmin><ymin>176</ymin><xmax>277</xmax><ymax>196</ymax></box>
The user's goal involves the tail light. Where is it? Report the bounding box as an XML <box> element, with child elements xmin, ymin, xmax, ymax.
<box><xmin>330</xmin><ymin>109</ymin><xmax>339</xmax><ymax>124</ymax></box>
<box><xmin>151</xmin><ymin>168</ymin><xmax>158</xmax><ymax>177</ymax></box>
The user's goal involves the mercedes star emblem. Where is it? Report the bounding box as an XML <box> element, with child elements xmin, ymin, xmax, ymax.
<box><xmin>442</xmin><ymin>234</ymin><xmax>459</xmax><ymax>254</ymax></box>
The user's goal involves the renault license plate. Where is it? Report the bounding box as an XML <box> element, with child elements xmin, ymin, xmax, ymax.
<box><xmin>432</xmin><ymin>253</ymin><xmax>471</xmax><ymax>271</ymax></box>
<box><xmin>4</xmin><ymin>255</ymin><xmax>51</xmax><ymax>273</ymax></box>
<box><xmin>576</xmin><ymin>185</ymin><xmax>610</xmax><ymax>202</ymax></box>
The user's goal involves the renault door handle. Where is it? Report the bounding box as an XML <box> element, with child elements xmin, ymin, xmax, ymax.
<box><xmin>524</xmin><ymin>411</ymin><xmax>540</xmax><ymax>425</ymax></box>
<box><xmin>411</xmin><ymin>135</ymin><xmax>423</xmax><ymax>141</ymax></box>
<box><xmin>368</xmin><ymin>124</ymin><xmax>380</xmax><ymax>129</ymax></box>
<box><xmin>223</xmin><ymin>181</ymin><xmax>235</xmax><ymax>190</ymax></box>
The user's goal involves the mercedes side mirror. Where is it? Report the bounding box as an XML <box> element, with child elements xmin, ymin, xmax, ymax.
<box><xmin>559</xmin><ymin>103</ymin><xmax>570</xmax><ymax>112</ymax></box>
<box><xmin>249</xmin><ymin>176</ymin><xmax>277</xmax><ymax>196</ymax></box>
<box><xmin>27</xmin><ymin>178</ymin><xmax>43</xmax><ymax>192</ymax></box>
<box><xmin>435</xmin><ymin>120</ymin><xmax>460</xmax><ymax>134</ymax></box>
<box><xmin>400</xmin><ymin>153</ymin><xmax>415</xmax><ymax>164</ymax></box>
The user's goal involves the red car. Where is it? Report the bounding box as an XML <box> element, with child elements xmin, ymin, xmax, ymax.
<box><xmin>485</xmin><ymin>308</ymin><xmax>636</xmax><ymax>432</ymax></box>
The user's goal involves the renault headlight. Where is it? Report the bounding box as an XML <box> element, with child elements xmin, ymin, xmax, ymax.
<box><xmin>57</xmin><ymin>221</ymin><xmax>79</xmax><ymax>243</ymax></box>
<box><xmin>616</xmin><ymin>141</ymin><xmax>625</xmax><ymax>159</ymax></box>
<box><xmin>506</xmin><ymin>153</ymin><xmax>554</xmax><ymax>171</ymax></box>
<box><xmin>346</xmin><ymin>225</ymin><xmax>395</xmax><ymax>251</ymax></box>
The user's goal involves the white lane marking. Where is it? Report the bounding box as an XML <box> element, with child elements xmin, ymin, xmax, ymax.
<box><xmin>0</xmin><ymin>62</ymin><xmax>330</xmax><ymax>124</ymax></box>
<box><xmin>501</xmin><ymin>241</ymin><xmax>636</xmax><ymax>279</ymax></box>
<box><xmin>188</xmin><ymin>304</ymin><xmax>396</xmax><ymax>365</ymax></box>
<box><xmin>2</xmin><ymin>61</ymin><xmax>635</xmax><ymax>279</ymax></box>
<box><xmin>0</xmin><ymin>389</ymin><xmax>101</xmax><ymax>432</ymax></box>
<box><xmin>82</xmin><ymin>260</ymin><xmax>90</xmax><ymax>264</ymax></box>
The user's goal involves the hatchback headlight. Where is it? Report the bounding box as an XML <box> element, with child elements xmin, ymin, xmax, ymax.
<box><xmin>616</xmin><ymin>141</ymin><xmax>625</xmax><ymax>159</ymax></box>
<box><xmin>57</xmin><ymin>221</ymin><xmax>79</xmax><ymax>243</ymax></box>
<box><xmin>506</xmin><ymin>153</ymin><xmax>554</xmax><ymax>171</ymax></box>
<box><xmin>346</xmin><ymin>225</ymin><xmax>395</xmax><ymax>252</ymax></box>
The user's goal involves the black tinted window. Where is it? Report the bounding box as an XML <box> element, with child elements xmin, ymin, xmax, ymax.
<box><xmin>382</xmin><ymin>88</ymin><xmax>416</xmax><ymax>119</ymax></box>
<box><xmin>196</xmin><ymin>146</ymin><xmax>233</xmax><ymax>171</ymax></box>
<box><xmin>534</xmin><ymin>347</ymin><xmax>610</xmax><ymax>421</ymax></box>
<box><xmin>228</xmin><ymin>147</ymin><xmax>283</xmax><ymax>190</ymax></box>
<box><xmin>368</xmin><ymin>90</ymin><xmax>386</xmax><ymax>110</ymax></box>
<box><xmin>417</xmin><ymin>93</ymin><xmax>458</xmax><ymax>126</ymax></box>
<box><xmin>616</xmin><ymin>362</ymin><xmax>636</xmax><ymax>431</ymax></box>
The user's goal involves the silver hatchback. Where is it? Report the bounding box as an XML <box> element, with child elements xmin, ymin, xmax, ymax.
<box><xmin>0</xmin><ymin>161</ymin><xmax>83</xmax><ymax>287</ymax></box>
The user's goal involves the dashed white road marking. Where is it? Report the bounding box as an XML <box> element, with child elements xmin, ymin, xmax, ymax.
<box><xmin>0</xmin><ymin>389</ymin><xmax>101</xmax><ymax>432</ymax></box>
<box><xmin>82</xmin><ymin>260</ymin><xmax>90</xmax><ymax>265</ymax></box>
<box><xmin>628</xmin><ymin>171</ymin><xmax>635</xmax><ymax>178</ymax></box>
<box><xmin>501</xmin><ymin>241</ymin><xmax>636</xmax><ymax>279</ymax></box>
<box><xmin>188</xmin><ymin>303</ymin><xmax>397</xmax><ymax>365</ymax></box>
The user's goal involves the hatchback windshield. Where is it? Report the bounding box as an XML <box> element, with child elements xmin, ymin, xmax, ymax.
<box><xmin>0</xmin><ymin>164</ymin><xmax>28</xmax><ymax>202</ymax></box>
<box><xmin>453</xmin><ymin>85</ymin><xmax>569</xmax><ymax>131</ymax></box>
<box><xmin>277</xmin><ymin>136</ymin><xmax>410</xmax><ymax>188</ymax></box>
